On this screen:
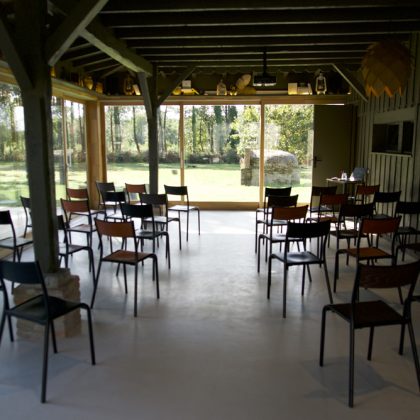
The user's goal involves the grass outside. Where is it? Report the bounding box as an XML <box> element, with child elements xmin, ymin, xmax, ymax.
<box><xmin>0</xmin><ymin>162</ymin><xmax>312</xmax><ymax>206</ymax></box>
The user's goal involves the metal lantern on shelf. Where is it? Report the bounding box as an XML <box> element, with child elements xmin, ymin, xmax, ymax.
<box><xmin>361</xmin><ymin>41</ymin><xmax>412</xmax><ymax>97</ymax></box>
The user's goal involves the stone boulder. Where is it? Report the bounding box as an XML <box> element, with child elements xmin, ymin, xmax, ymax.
<box><xmin>240</xmin><ymin>149</ymin><xmax>300</xmax><ymax>186</ymax></box>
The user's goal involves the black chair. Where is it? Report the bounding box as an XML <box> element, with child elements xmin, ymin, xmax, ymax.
<box><xmin>164</xmin><ymin>185</ymin><xmax>200</xmax><ymax>242</ymax></box>
<box><xmin>57</xmin><ymin>215</ymin><xmax>96</xmax><ymax>287</ymax></box>
<box><xmin>257</xmin><ymin>204</ymin><xmax>307</xmax><ymax>273</ymax></box>
<box><xmin>103</xmin><ymin>191</ymin><xmax>126</xmax><ymax>222</ymax></box>
<box><xmin>140</xmin><ymin>193</ymin><xmax>182</xmax><ymax>250</ymax></box>
<box><xmin>255</xmin><ymin>187</ymin><xmax>292</xmax><ymax>251</ymax></box>
<box><xmin>95</xmin><ymin>181</ymin><xmax>116</xmax><ymax>212</ymax></box>
<box><xmin>121</xmin><ymin>203</ymin><xmax>171</xmax><ymax>268</ymax></box>
<box><xmin>20</xmin><ymin>196</ymin><xmax>32</xmax><ymax>237</ymax></box>
<box><xmin>92</xmin><ymin>218</ymin><xmax>159</xmax><ymax>317</ymax></box>
<box><xmin>0</xmin><ymin>210</ymin><xmax>33</xmax><ymax>262</ymax></box>
<box><xmin>372</xmin><ymin>190</ymin><xmax>401</xmax><ymax>219</ymax></box>
<box><xmin>320</xmin><ymin>261</ymin><xmax>420</xmax><ymax>407</ymax></box>
<box><xmin>395</xmin><ymin>201</ymin><xmax>420</xmax><ymax>261</ymax></box>
<box><xmin>267</xmin><ymin>220</ymin><xmax>332</xmax><ymax>318</ymax></box>
<box><xmin>0</xmin><ymin>260</ymin><xmax>96</xmax><ymax>403</ymax></box>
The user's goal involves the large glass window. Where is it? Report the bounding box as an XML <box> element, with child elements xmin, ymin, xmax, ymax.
<box><xmin>184</xmin><ymin>105</ymin><xmax>260</xmax><ymax>202</ymax></box>
<box><xmin>104</xmin><ymin>105</ymin><xmax>149</xmax><ymax>190</ymax></box>
<box><xmin>0</xmin><ymin>82</ymin><xmax>28</xmax><ymax>207</ymax></box>
<box><xmin>264</xmin><ymin>105</ymin><xmax>314</xmax><ymax>203</ymax></box>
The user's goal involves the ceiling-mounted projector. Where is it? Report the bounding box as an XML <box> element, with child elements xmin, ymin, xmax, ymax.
<box><xmin>253</xmin><ymin>50</ymin><xmax>277</xmax><ymax>87</ymax></box>
<box><xmin>253</xmin><ymin>73</ymin><xmax>277</xmax><ymax>87</ymax></box>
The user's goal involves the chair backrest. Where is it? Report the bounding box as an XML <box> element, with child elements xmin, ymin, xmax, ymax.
<box><xmin>267</xmin><ymin>194</ymin><xmax>298</xmax><ymax>209</ymax></box>
<box><xmin>395</xmin><ymin>201</ymin><xmax>420</xmax><ymax>216</ymax></box>
<box><xmin>0</xmin><ymin>260</ymin><xmax>48</xmax><ymax>306</ymax></box>
<box><xmin>287</xmin><ymin>220</ymin><xmax>331</xmax><ymax>240</ymax></box>
<box><xmin>105</xmin><ymin>191</ymin><xmax>126</xmax><ymax>204</ymax></box>
<box><xmin>20</xmin><ymin>196</ymin><xmax>31</xmax><ymax>211</ymax></box>
<box><xmin>96</xmin><ymin>181</ymin><xmax>116</xmax><ymax>206</ymax></box>
<box><xmin>140</xmin><ymin>193</ymin><xmax>168</xmax><ymax>216</ymax></box>
<box><xmin>164</xmin><ymin>185</ymin><xmax>188</xmax><ymax>196</ymax></box>
<box><xmin>61</xmin><ymin>198</ymin><xmax>90</xmax><ymax>215</ymax></box>
<box><xmin>95</xmin><ymin>218</ymin><xmax>135</xmax><ymax>239</ymax></box>
<box><xmin>373</xmin><ymin>191</ymin><xmax>401</xmax><ymax>217</ymax></box>
<box><xmin>272</xmin><ymin>205</ymin><xmax>308</xmax><ymax>223</ymax></box>
<box><xmin>359</xmin><ymin>216</ymin><xmax>400</xmax><ymax>235</ymax></box>
<box><xmin>66</xmin><ymin>187</ymin><xmax>88</xmax><ymax>200</ymax></box>
<box><xmin>354</xmin><ymin>184</ymin><xmax>380</xmax><ymax>204</ymax></box>
<box><xmin>0</xmin><ymin>210</ymin><xmax>17</xmax><ymax>241</ymax></box>
<box><xmin>353</xmin><ymin>261</ymin><xmax>420</xmax><ymax>303</ymax></box>
<box><xmin>319</xmin><ymin>193</ymin><xmax>348</xmax><ymax>207</ymax></box>
<box><xmin>310</xmin><ymin>186</ymin><xmax>337</xmax><ymax>209</ymax></box>
<box><xmin>121</xmin><ymin>203</ymin><xmax>154</xmax><ymax>220</ymax></box>
<box><xmin>339</xmin><ymin>202</ymin><xmax>374</xmax><ymax>220</ymax></box>
<box><xmin>264</xmin><ymin>187</ymin><xmax>292</xmax><ymax>198</ymax></box>
<box><xmin>56</xmin><ymin>214</ymin><xmax>71</xmax><ymax>245</ymax></box>
<box><xmin>125</xmin><ymin>183</ymin><xmax>147</xmax><ymax>203</ymax></box>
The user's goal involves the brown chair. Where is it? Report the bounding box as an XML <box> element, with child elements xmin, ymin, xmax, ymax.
<box><xmin>0</xmin><ymin>260</ymin><xmax>96</xmax><ymax>403</ymax></box>
<box><xmin>125</xmin><ymin>183</ymin><xmax>147</xmax><ymax>204</ymax></box>
<box><xmin>0</xmin><ymin>210</ymin><xmax>33</xmax><ymax>262</ymax></box>
<box><xmin>61</xmin><ymin>199</ymin><xmax>97</xmax><ymax>248</ymax></box>
<box><xmin>267</xmin><ymin>220</ymin><xmax>332</xmax><ymax>318</ymax></box>
<box><xmin>164</xmin><ymin>185</ymin><xmax>200</xmax><ymax>242</ymax></box>
<box><xmin>255</xmin><ymin>187</ymin><xmax>292</xmax><ymax>252</ymax></box>
<box><xmin>140</xmin><ymin>193</ymin><xmax>182</xmax><ymax>250</ymax></box>
<box><xmin>66</xmin><ymin>187</ymin><xmax>104</xmax><ymax>219</ymax></box>
<box><xmin>308</xmin><ymin>185</ymin><xmax>337</xmax><ymax>221</ymax></box>
<box><xmin>352</xmin><ymin>184</ymin><xmax>380</xmax><ymax>204</ymax></box>
<box><xmin>320</xmin><ymin>261</ymin><xmax>420</xmax><ymax>407</ymax></box>
<box><xmin>257</xmin><ymin>204</ymin><xmax>307</xmax><ymax>273</ymax></box>
<box><xmin>333</xmin><ymin>216</ymin><xmax>401</xmax><ymax>293</ymax></box>
<box><xmin>92</xmin><ymin>219</ymin><xmax>159</xmax><ymax>317</ymax></box>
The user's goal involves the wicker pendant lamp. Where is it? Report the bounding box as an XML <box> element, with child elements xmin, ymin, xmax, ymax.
<box><xmin>361</xmin><ymin>41</ymin><xmax>411</xmax><ymax>97</ymax></box>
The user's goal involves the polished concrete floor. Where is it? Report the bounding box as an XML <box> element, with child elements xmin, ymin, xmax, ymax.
<box><xmin>1</xmin><ymin>211</ymin><xmax>420</xmax><ymax>419</ymax></box>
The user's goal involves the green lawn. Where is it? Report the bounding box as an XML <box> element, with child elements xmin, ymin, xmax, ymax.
<box><xmin>0</xmin><ymin>161</ymin><xmax>312</xmax><ymax>206</ymax></box>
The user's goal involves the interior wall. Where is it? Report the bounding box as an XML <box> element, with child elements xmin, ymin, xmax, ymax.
<box><xmin>352</xmin><ymin>33</ymin><xmax>420</xmax><ymax>201</ymax></box>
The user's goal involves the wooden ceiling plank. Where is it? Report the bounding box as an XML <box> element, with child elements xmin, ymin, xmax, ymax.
<box><xmin>47</xmin><ymin>0</ymin><xmax>109</xmax><ymax>66</ymax></box>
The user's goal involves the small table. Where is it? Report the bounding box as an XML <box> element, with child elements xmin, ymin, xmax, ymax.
<box><xmin>326</xmin><ymin>177</ymin><xmax>362</xmax><ymax>195</ymax></box>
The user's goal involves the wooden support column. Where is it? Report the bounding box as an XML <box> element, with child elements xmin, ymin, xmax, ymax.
<box><xmin>259</xmin><ymin>103</ymin><xmax>265</xmax><ymax>207</ymax></box>
<box><xmin>86</xmin><ymin>101</ymin><xmax>106</xmax><ymax>208</ymax></box>
<box><xmin>179</xmin><ymin>104</ymin><xmax>185</xmax><ymax>186</ymax></box>
<box><xmin>14</xmin><ymin>0</ymin><xmax>58</xmax><ymax>272</ymax></box>
<box><xmin>138</xmin><ymin>66</ymin><xmax>159</xmax><ymax>193</ymax></box>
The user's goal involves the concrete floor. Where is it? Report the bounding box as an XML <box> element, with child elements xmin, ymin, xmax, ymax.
<box><xmin>1</xmin><ymin>211</ymin><xmax>420</xmax><ymax>419</ymax></box>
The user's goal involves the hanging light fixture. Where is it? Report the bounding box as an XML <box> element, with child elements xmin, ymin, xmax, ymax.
<box><xmin>253</xmin><ymin>50</ymin><xmax>277</xmax><ymax>87</ymax></box>
<box><xmin>361</xmin><ymin>41</ymin><xmax>412</xmax><ymax>97</ymax></box>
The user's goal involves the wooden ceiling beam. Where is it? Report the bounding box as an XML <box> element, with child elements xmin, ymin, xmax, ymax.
<box><xmin>128</xmin><ymin>34</ymin><xmax>408</xmax><ymax>49</ymax></box>
<box><xmin>0</xmin><ymin>12</ymin><xmax>32</xmax><ymax>89</ymax></box>
<box><xmin>100</xmin><ymin>0</ymin><xmax>420</xmax><ymax>13</ymax></box>
<box><xmin>50</xmin><ymin>0</ymin><xmax>152</xmax><ymax>75</ymax></box>
<box><xmin>46</xmin><ymin>0</ymin><xmax>109</xmax><ymax>66</ymax></box>
<box><xmin>101</xmin><ymin>8</ymin><xmax>419</xmax><ymax>28</ymax></box>
<box><xmin>116</xmin><ymin>22</ymin><xmax>420</xmax><ymax>40</ymax></box>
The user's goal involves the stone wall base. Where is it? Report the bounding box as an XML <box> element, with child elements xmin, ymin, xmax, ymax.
<box><xmin>13</xmin><ymin>268</ymin><xmax>81</xmax><ymax>340</ymax></box>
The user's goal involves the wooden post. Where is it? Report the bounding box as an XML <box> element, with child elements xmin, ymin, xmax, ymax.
<box><xmin>15</xmin><ymin>0</ymin><xmax>58</xmax><ymax>272</ymax></box>
<box><xmin>259</xmin><ymin>103</ymin><xmax>265</xmax><ymax>207</ymax></box>
<box><xmin>179</xmin><ymin>104</ymin><xmax>185</xmax><ymax>186</ymax></box>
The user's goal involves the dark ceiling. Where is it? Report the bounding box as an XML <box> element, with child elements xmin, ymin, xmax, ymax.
<box><xmin>1</xmin><ymin>0</ymin><xmax>420</xmax><ymax>94</ymax></box>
